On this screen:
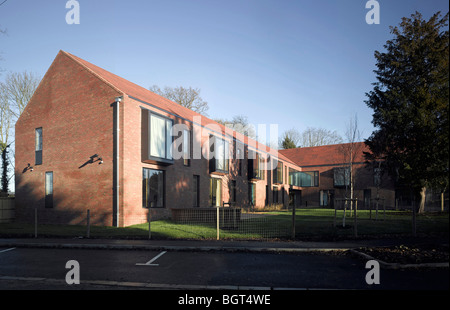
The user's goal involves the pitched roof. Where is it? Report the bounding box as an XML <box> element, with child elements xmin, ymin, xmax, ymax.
<box><xmin>60</xmin><ymin>51</ymin><xmax>296</xmax><ymax>165</ymax></box>
<box><xmin>279</xmin><ymin>142</ymin><xmax>370</xmax><ymax>168</ymax></box>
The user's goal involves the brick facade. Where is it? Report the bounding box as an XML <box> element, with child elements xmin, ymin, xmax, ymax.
<box><xmin>15</xmin><ymin>51</ymin><xmax>395</xmax><ymax>228</ymax></box>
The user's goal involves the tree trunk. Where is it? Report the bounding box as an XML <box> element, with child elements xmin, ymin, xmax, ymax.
<box><xmin>418</xmin><ymin>187</ymin><xmax>426</xmax><ymax>214</ymax></box>
<box><xmin>441</xmin><ymin>192</ymin><xmax>444</xmax><ymax>212</ymax></box>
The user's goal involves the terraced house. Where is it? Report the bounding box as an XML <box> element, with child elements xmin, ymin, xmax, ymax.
<box><xmin>15</xmin><ymin>51</ymin><xmax>395</xmax><ymax>227</ymax></box>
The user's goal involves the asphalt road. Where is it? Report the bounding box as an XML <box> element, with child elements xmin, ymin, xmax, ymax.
<box><xmin>0</xmin><ymin>247</ymin><xmax>448</xmax><ymax>291</ymax></box>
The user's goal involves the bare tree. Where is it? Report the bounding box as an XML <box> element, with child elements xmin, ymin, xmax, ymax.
<box><xmin>2</xmin><ymin>71</ymin><xmax>40</xmax><ymax>118</ymax></box>
<box><xmin>299</xmin><ymin>127</ymin><xmax>343</xmax><ymax>147</ymax></box>
<box><xmin>149</xmin><ymin>85</ymin><xmax>209</xmax><ymax>116</ymax></box>
<box><xmin>0</xmin><ymin>87</ymin><xmax>12</xmax><ymax>148</ymax></box>
<box><xmin>339</xmin><ymin>114</ymin><xmax>364</xmax><ymax>208</ymax></box>
<box><xmin>0</xmin><ymin>71</ymin><xmax>40</xmax><ymax>193</ymax></box>
<box><xmin>215</xmin><ymin>114</ymin><xmax>256</xmax><ymax>139</ymax></box>
<box><xmin>0</xmin><ymin>26</ymin><xmax>6</xmax><ymax>75</ymax></box>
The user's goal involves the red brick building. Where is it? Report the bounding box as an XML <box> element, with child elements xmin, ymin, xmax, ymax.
<box><xmin>279</xmin><ymin>143</ymin><xmax>396</xmax><ymax>210</ymax></box>
<box><xmin>15</xmin><ymin>51</ymin><xmax>396</xmax><ymax>227</ymax></box>
<box><xmin>15</xmin><ymin>51</ymin><xmax>302</xmax><ymax>227</ymax></box>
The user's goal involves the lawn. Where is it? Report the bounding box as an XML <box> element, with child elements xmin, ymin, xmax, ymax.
<box><xmin>0</xmin><ymin>208</ymin><xmax>448</xmax><ymax>240</ymax></box>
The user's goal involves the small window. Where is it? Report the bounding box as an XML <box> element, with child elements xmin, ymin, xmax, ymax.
<box><xmin>45</xmin><ymin>171</ymin><xmax>53</xmax><ymax>208</ymax></box>
<box><xmin>143</xmin><ymin>168</ymin><xmax>165</xmax><ymax>208</ymax></box>
<box><xmin>334</xmin><ymin>167</ymin><xmax>350</xmax><ymax>187</ymax></box>
<box><xmin>230</xmin><ymin>180</ymin><xmax>237</xmax><ymax>205</ymax></box>
<box><xmin>249</xmin><ymin>183</ymin><xmax>256</xmax><ymax>206</ymax></box>
<box><xmin>209</xmin><ymin>178</ymin><xmax>222</xmax><ymax>206</ymax></box>
<box><xmin>209</xmin><ymin>135</ymin><xmax>229</xmax><ymax>174</ymax></box>
<box><xmin>183</xmin><ymin>129</ymin><xmax>190</xmax><ymax>166</ymax></box>
<box><xmin>193</xmin><ymin>175</ymin><xmax>200</xmax><ymax>207</ymax></box>
<box><xmin>35</xmin><ymin>128</ymin><xmax>43</xmax><ymax>165</ymax></box>
<box><xmin>374</xmin><ymin>167</ymin><xmax>382</xmax><ymax>187</ymax></box>
<box><xmin>272</xmin><ymin>186</ymin><xmax>279</xmax><ymax>203</ymax></box>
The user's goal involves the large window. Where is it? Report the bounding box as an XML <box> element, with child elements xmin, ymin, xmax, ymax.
<box><xmin>289</xmin><ymin>169</ymin><xmax>319</xmax><ymax>187</ymax></box>
<box><xmin>209</xmin><ymin>135</ymin><xmax>229</xmax><ymax>174</ymax></box>
<box><xmin>209</xmin><ymin>178</ymin><xmax>222</xmax><ymax>207</ymax></box>
<box><xmin>248</xmin><ymin>151</ymin><xmax>264</xmax><ymax>180</ymax></box>
<box><xmin>143</xmin><ymin>168</ymin><xmax>165</xmax><ymax>208</ymax></box>
<box><xmin>35</xmin><ymin>128</ymin><xmax>43</xmax><ymax>165</ymax></box>
<box><xmin>334</xmin><ymin>167</ymin><xmax>350</xmax><ymax>187</ymax></box>
<box><xmin>149</xmin><ymin>113</ymin><xmax>173</xmax><ymax>161</ymax></box>
<box><xmin>273</xmin><ymin>161</ymin><xmax>283</xmax><ymax>184</ymax></box>
<box><xmin>45</xmin><ymin>171</ymin><xmax>53</xmax><ymax>208</ymax></box>
<box><xmin>301</xmin><ymin>171</ymin><xmax>319</xmax><ymax>187</ymax></box>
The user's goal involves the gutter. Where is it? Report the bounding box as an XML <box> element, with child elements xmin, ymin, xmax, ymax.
<box><xmin>114</xmin><ymin>96</ymin><xmax>123</xmax><ymax>227</ymax></box>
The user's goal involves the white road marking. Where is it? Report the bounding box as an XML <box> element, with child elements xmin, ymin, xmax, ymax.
<box><xmin>136</xmin><ymin>251</ymin><xmax>167</xmax><ymax>266</ymax></box>
<box><xmin>0</xmin><ymin>248</ymin><xmax>16</xmax><ymax>254</ymax></box>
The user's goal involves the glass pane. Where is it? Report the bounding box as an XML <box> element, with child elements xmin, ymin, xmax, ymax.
<box><xmin>216</xmin><ymin>138</ymin><xmax>224</xmax><ymax>171</ymax></box>
<box><xmin>35</xmin><ymin>128</ymin><xmax>42</xmax><ymax>151</ymax></box>
<box><xmin>150</xmin><ymin>114</ymin><xmax>166</xmax><ymax>158</ymax></box>
<box><xmin>143</xmin><ymin>168</ymin><xmax>164</xmax><ymax>208</ymax></box>
<box><xmin>166</xmin><ymin>120</ymin><xmax>172</xmax><ymax>159</ymax></box>
<box><xmin>215</xmin><ymin>179</ymin><xmax>222</xmax><ymax>206</ymax></box>
<box><xmin>45</xmin><ymin>172</ymin><xmax>53</xmax><ymax>195</ymax></box>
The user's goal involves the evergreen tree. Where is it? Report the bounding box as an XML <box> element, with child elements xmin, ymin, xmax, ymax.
<box><xmin>365</xmin><ymin>11</ymin><xmax>449</xmax><ymax>213</ymax></box>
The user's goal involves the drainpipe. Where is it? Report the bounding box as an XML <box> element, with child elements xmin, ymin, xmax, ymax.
<box><xmin>114</xmin><ymin>96</ymin><xmax>123</xmax><ymax>227</ymax></box>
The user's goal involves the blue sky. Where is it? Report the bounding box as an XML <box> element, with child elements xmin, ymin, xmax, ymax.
<box><xmin>1</xmin><ymin>0</ymin><xmax>449</xmax><ymax>142</ymax></box>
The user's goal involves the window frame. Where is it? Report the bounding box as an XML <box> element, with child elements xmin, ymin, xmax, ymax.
<box><xmin>193</xmin><ymin>175</ymin><xmax>200</xmax><ymax>207</ymax></box>
<box><xmin>183</xmin><ymin>129</ymin><xmax>191</xmax><ymax>166</ymax></box>
<box><xmin>249</xmin><ymin>182</ymin><xmax>256</xmax><ymax>206</ymax></box>
<box><xmin>45</xmin><ymin>171</ymin><xmax>53</xmax><ymax>208</ymax></box>
<box><xmin>273</xmin><ymin>161</ymin><xmax>283</xmax><ymax>184</ymax></box>
<box><xmin>333</xmin><ymin>167</ymin><xmax>350</xmax><ymax>187</ymax></box>
<box><xmin>209</xmin><ymin>135</ymin><xmax>229</xmax><ymax>174</ymax></box>
<box><xmin>142</xmin><ymin>168</ymin><xmax>165</xmax><ymax>208</ymax></box>
<box><xmin>209</xmin><ymin>177</ymin><xmax>222</xmax><ymax>207</ymax></box>
<box><xmin>35</xmin><ymin>127</ymin><xmax>43</xmax><ymax>165</ymax></box>
<box><xmin>148</xmin><ymin>112</ymin><xmax>174</xmax><ymax>164</ymax></box>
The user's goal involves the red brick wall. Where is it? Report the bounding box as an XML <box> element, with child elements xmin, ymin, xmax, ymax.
<box><xmin>15</xmin><ymin>51</ymin><xmax>122</xmax><ymax>226</ymax></box>
<box><xmin>15</xmin><ymin>51</ymin><xmax>304</xmax><ymax>228</ymax></box>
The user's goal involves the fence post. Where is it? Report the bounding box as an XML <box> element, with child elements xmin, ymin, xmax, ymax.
<box><xmin>148</xmin><ymin>210</ymin><xmax>152</xmax><ymax>240</ymax></box>
<box><xmin>34</xmin><ymin>207</ymin><xmax>38</xmax><ymax>238</ymax></box>
<box><xmin>216</xmin><ymin>207</ymin><xmax>220</xmax><ymax>240</ymax></box>
<box><xmin>86</xmin><ymin>209</ymin><xmax>90</xmax><ymax>238</ymax></box>
<box><xmin>353</xmin><ymin>198</ymin><xmax>358</xmax><ymax>237</ymax></box>
<box><xmin>412</xmin><ymin>200</ymin><xmax>417</xmax><ymax>237</ymax></box>
<box><xmin>342</xmin><ymin>200</ymin><xmax>347</xmax><ymax>227</ymax></box>
<box><xmin>291</xmin><ymin>205</ymin><xmax>296</xmax><ymax>239</ymax></box>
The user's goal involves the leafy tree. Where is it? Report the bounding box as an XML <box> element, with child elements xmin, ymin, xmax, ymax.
<box><xmin>364</xmin><ymin>11</ymin><xmax>449</xmax><ymax>213</ymax></box>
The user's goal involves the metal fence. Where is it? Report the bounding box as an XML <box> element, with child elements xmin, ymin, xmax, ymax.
<box><xmin>3</xmin><ymin>199</ymin><xmax>447</xmax><ymax>240</ymax></box>
<box><xmin>0</xmin><ymin>197</ymin><xmax>15</xmax><ymax>224</ymax></box>
<box><xmin>148</xmin><ymin>200</ymin><xmax>448</xmax><ymax>240</ymax></box>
